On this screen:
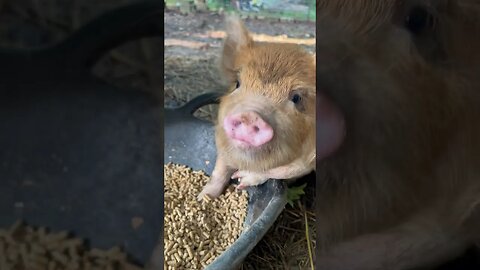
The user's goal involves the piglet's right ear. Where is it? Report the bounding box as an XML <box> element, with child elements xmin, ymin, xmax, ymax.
<box><xmin>220</xmin><ymin>14</ymin><xmax>253</xmax><ymax>83</ymax></box>
<box><xmin>224</xmin><ymin>14</ymin><xmax>253</xmax><ymax>50</ymax></box>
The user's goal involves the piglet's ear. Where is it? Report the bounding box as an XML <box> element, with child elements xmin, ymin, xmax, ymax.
<box><xmin>224</xmin><ymin>14</ymin><xmax>253</xmax><ymax>50</ymax></box>
<box><xmin>220</xmin><ymin>14</ymin><xmax>253</xmax><ymax>83</ymax></box>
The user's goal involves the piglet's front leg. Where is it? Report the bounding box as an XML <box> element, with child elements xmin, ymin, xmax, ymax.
<box><xmin>232</xmin><ymin>158</ymin><xmax>313</xmax><ymax>189</ymax></box>
<box><xmin>197</xmin><ymin>155</ymin><xmax>233</xmax><ymax>200</ymax></box>
<box><xmin>231</xmin><ymin>170</ymin><xmax>269</xmax><ymax>189</ymax></box>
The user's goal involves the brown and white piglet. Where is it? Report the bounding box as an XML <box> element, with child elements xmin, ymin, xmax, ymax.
<box><xmin>198</xmin><ymin>16</ymin><xmax>324</xmax><ymax>199</ymax></box>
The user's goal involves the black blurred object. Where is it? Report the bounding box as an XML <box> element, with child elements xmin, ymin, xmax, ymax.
<box><xmin>433</xmin><ymin>246</ymin><xmax>480</xmax><ymax>270</ymax></box>
<box><xmin>0</xmin><ymin>1</ymin><xmax>162</xmax><ymax>265</ymax></box>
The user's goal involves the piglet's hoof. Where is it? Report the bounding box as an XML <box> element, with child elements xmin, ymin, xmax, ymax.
<box><xmin>235</xmin><ymin>183</ymin><xmax>248</xmax><ymax>190</ymax></box>
<box><xmin>236</xmin><ymin>177</ymin><xmax>268</xmax><ymax>190</ymax></box>
<box><xmin>197</xmin><ymin>185</ymin><xmax>223</xmax><ymax>201</ymax></box>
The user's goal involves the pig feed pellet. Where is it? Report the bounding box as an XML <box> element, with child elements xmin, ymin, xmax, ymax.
<box><xmin>164</xmin><ymin>163</ymin><xmax>248</xmax><ymax>270</ymax></box>
<box><xmin>0</xmin><ymin>220</ymin><xmax>141</xmax><ymax>270</ymax></box>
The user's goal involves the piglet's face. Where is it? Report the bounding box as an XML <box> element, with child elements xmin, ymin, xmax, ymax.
<box><xmin>315</xmin><ymin>0</ymin><xmax>480</xmax><ymax>172</ymax></box>
<box><xmin>215</xmin><ymin>16</ymin><xmax>316</xmax><ymax>169</ymax></box>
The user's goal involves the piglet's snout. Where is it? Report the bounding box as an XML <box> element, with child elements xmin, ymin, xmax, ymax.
<box><xmin>223</xmin><ymin>111</ymin><xmax>274</xmax><ymax>147</ymax></box>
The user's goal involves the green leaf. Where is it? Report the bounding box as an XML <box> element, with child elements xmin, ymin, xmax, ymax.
<box><xmin>286</xmin><ymin>183</ymin><xmax>306</xmax><ymax>207</ymax></box>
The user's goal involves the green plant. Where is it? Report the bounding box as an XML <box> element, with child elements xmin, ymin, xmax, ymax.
<box><xmin>286</xmin><ymin>183</ymin><xmax>307</xmax><ymax>207</ymax></box>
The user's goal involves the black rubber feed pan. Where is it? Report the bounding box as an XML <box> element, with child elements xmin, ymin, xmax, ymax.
<box><xmin>0</xmin><ymin>1</ymin><xmax>162</xmax><ymax>266</ymax></box>
<box><xmin>165</xmin><ymin>94</ymin><xmax>289</xmax><ymax>269</ymax></box>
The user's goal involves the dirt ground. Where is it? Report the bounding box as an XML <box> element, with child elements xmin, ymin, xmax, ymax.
<box><xmin>164</xmin><ymin>8</ymin><xmax>317</xmax><ymax>270</ymax></box>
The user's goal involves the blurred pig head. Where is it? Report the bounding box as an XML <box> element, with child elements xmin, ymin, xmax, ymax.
<box><xmin>314</xmin><ymin>0</ymin><xmax>480</xmax><ymax>251</ymax></box>
<box><xmin>315</xmin><ymin>0</ymin><xmax>480</xmax><ymax>173</ymax></box>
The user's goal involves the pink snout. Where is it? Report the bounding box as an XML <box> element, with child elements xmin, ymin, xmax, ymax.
<box><xmin>223</xmin><ymin>111</ymin><xmax>274</xmax><ymax>147</ymax></box>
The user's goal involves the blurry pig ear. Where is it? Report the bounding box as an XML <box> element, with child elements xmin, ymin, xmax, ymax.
<box><xmin>224</xmin><ymin>14</ymin><xmax>253</xmax><ymax>50</ymax></box>
<box><xmin>220</xmin><ymin>14</ymin><xmax>253</xmax><ymax>82</ymax></box>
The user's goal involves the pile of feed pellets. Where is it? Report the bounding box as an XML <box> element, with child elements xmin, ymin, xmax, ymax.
<box><xmin>164</xmin><ymin>163</ymin><xmax>249</xmax><ymax>270</ymax></box>
<box><xmin>0</xmin><ymin>220</ymin><xmax>141</xmax><ymax>270</ymax></box>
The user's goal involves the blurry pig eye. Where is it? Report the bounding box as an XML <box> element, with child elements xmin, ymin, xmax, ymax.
<box><xmin>291</xmin><ymin>93</ymin><xmax>302</xmax><ymax>104</ymax></box>
<box><xmin>290</xmin><ymin>92</ymin><xmax>305</xmax><ymax>111</ymax></box>
<box><xmin>230</xmin><ymin>80</ymin><xmax>240</xmax><ymax>95</ymax></box>
<box><xmin>405</xmin><ymin>6</ymin><xmax>434</xmax><ymax>34</ymax></box>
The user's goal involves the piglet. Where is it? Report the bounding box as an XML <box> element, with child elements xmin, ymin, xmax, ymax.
<box><xmin>198</xmin><ymin>16</ymin><xmax>328</xmax><ymax>199</ymax></box>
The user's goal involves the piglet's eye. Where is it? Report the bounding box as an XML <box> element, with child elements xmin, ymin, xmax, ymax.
<box><xmin>291</xmin><ymin>94</ymin><xmax>302</xmax><ymax>104</ymax></box>
<box><xmin>405</xmin><ymin>6</ymin><xmax>434</xmax><ymax>34</ymax></box>
<box><xmin>235</xmin><ymin>80</ymin><xmax>240</xmax><ymax>89</ymax></box>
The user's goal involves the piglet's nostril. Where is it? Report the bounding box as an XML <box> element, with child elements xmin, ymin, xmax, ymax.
<box><xmin>233</xmin><ymin>120</ymin><xmax>241</xmax><ymax>127</ymax></box>
<box><xmin>253</xmin><ymin>126</ymin><xmax>260</xmax><ymax>132</ymax></box>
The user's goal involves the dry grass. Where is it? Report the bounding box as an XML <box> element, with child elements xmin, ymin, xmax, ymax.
<box><xmin>240</xmin><ymin>182</ymin><xmax>316</xmax><ymax>270</ymax></box>
<box><xmin>164</xmin><ymin>55</ymin><xmax>224</xmax><ymax>121</ymax></box>
<box><xmin>93</xmin><ymin>38</ymin><xmax>163</xmax><ymax>101</ymax></box>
